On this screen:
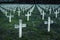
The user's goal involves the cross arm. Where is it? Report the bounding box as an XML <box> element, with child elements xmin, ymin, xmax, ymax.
<box><xmin>22</xmin><ymin>24</ymin><xmax>26</xmax><ymax>27</ymax></box>
<box><xmin>44</xmin><ymin>21</ymin><xmax>48</xmax><ymax>24</ymax></box>
<box><xmin>14</xmin><ymin>24</ymin><xmax>19</xmax><ymax>28</ymax></box>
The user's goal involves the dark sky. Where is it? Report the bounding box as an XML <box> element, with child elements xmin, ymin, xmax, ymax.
<box><xmin>0</xmin><ymin>0</ymin><xmax>60</xmax><ymax>4</ymax></box>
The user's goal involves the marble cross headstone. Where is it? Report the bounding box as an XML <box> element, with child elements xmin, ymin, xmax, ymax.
<box><xmin>25</xmin><ymin>12</ymin><xmax>31</xmax><ymax>21</ymax></box>
<box><xmin>17</xmin><ymin>9</ymin><xmax>21</xmax><ymax>16</ymax></box>
<box><xmin>49</xmin><ymin>7</ymin><xmax>52</xmax><ymax>14</ymax></box>
<box><xmin>13</xmin><ymin>9</ymin><xmax>16</xmax><ymax>13</ymax></box>
<box><xmin>41</xmin><ymin>11</ymin><xmax>45</xmax><ymax>20</ymax></box>
<box><xmin>54</xmin><ymin>10</ymin><xmax>59</xmax><ymax>18</ymax></box>
<box><xmin>44</xmin><ymin>17</ymin><xmax>54</xmax><ymax>32</ymax></box>
<box><xmin>14</xmin><ymin>19</ymin><xmax>26</xmax><ymax>38</ymax></box>
<box><xmin>29</xmin><ymin>11</ymin><xmax>32</xmax><ymax>15</ymax></box>
<box><xmin>22</xmin><ymin>8</ymin><xmax>25</xmax><ymax>13</ymax></box>
<box><xmin>5</xmin><ymin>11</ymin><xmax>8</xmax><ymax>16</ymax></box>
<box><xmin>6</xmin><ymin>13</ymin><xmax>14</xmax><ymax>22</ymax></box>
<box><xmin>53</xmin><ymin>7</ymin><xmax>55</xmax><ymax>11</ymax></box>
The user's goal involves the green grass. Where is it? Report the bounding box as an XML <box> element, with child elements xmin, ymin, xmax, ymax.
<box><xmin>0</xmin><ymin>5</ymin><xmax>60</xmax><ymax>40</ymax></box>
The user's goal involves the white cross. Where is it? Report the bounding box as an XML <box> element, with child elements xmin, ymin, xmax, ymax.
<box><xmin>54</xmin><ymin>10</ymin><xmax>59</xmax><ymax>18</ymax></box>
<box><xmin>22</xmin><ymin>8</ymin><xmax>25</xmax><ymax>13</ymax></box>
<box><xmin>28</xmin><ymin>11</ymin><xmax>32</xmax><ymax>15</ymax></box>
<box><xmin>44</xmin><ymin>17</ymin><xmax>54</xmax><ymax>32</ymax></box>
<box><xmin>53</xmin><ymin>7</ymin><xmax>55</xmax><ymax>11</ymax></box>
<box><xmin>10</xmin><ymin>9</ymin><xmax>12</xmax><ymax>11</ymax></box>
<box><xmin>6</xmin><ymin>13</ymin><xmax>14</xmax><ymax>22</ymax></box>
<box><xmin>41</xmin><ymin>11</ymin><xmax>45</xmax><ymax>20</ymax></box>
<box><xmin>5</xmin><ymin>11</ymin><xmax>8</xmax><ymax>16</ymax></box>
<box><xmin>13</xmin><ymin>9</ymin><xmax>16</xmax><ymax>13</ymax></box>
<box><xmin>14</xmin><ymin>19</ymin><xmax>26</xmax><ymax>38</ymax></box>
<box><xmin>17</xmin><ymin>9</ymin><xmax>21</xmax><ymax>16</ymax></box>
<box><xmin>45</xmin><ymin>7</ymin><xmax>48</xmax><ymax>11</ymax></box>
<box><xmin>49</xmin><ymin>7</ymin><xmax>52</xmax><ymax>14</ymax></box>
<box><xmin>25</xmin><ymin>12</ymin><xmax>31</xmax><ymax>21</ymax></box>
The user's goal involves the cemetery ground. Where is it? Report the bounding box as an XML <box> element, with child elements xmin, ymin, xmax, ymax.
<box><xmin>0</xmin><ymin>4</ymin><xmax>60</xmax><ymax>40</ymax></box>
